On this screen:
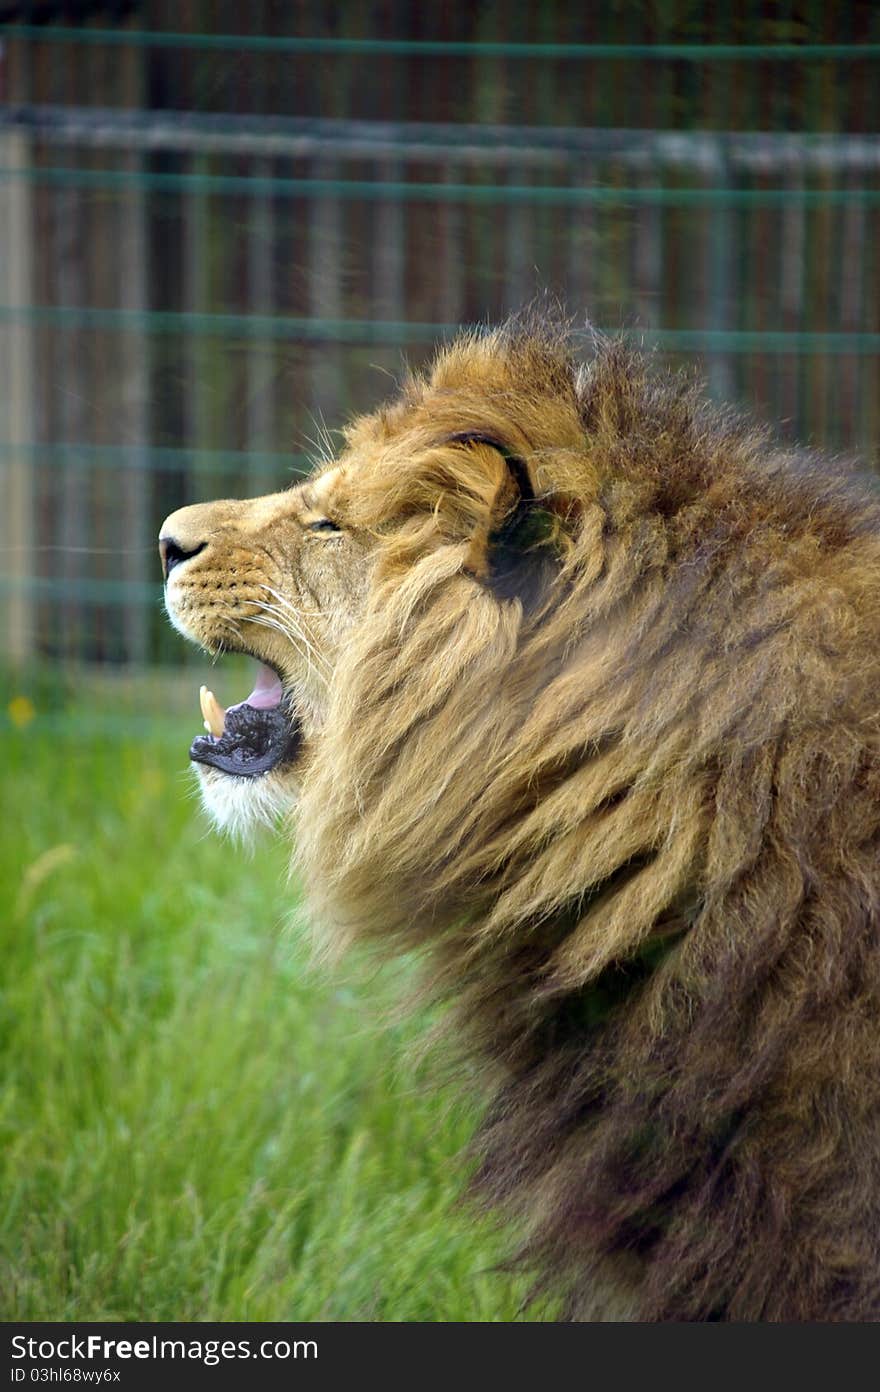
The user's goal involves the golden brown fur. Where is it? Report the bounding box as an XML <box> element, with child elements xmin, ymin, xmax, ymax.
<box><xmin>162</xmin><ymin>313</ymin><xmax>880</xmax><ymax>1320</ymax></box>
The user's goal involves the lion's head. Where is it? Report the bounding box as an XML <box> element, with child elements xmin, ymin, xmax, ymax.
<box><xmin>161</xmin><ymin>316</ymin><xmax>880</xmax><ymax>1321</ymax></box>
<box><xmin>161</xmin><ymin>319</ymin><xmax>593</xmax><ymax>868</ymax></box>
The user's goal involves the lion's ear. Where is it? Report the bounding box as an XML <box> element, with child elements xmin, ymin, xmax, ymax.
<box><xmin>447</xmin><ymin>431</ymin><xmax>534</xmax><ymax>552</ymax></box>
<box><xmin>449</xmin><ymin>431</ymin><xmax>562</xmax><ymax>602</ymax></box>
<box><xmin>447</xmin><ymin>430</ymin><xmax>533</xmax><ymax>509</ymax></box>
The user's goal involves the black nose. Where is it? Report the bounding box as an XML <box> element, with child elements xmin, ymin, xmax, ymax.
<box><xmin>159</xmin><ymin>536</ymin><xmax>207</xmax><ymax>580</ymax></box>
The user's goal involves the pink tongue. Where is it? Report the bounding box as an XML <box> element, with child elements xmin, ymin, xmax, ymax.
<box><xmin>228</xmin><ymin>662</ymin><xmax>283</xmax><ymax>713</ymax></box>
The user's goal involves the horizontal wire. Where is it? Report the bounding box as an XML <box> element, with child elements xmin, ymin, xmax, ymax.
<box><xmin>0</xmin><ymin>576</ymin><xmax>162</xmax><ymax>602</ymax></box>
<box><xmin>1</xmin><ymin>307</ymin><xmax>877</xmax><ymax>353</ymax></box>
<box><xmin>0</xmin><ymin>443</ymin><xmax>309</xmax><ymax>475</ymax></box>
<box><xmin>2</xmin><ymin>164</ymin><xmax>879</xmax><ymax>206</ymax></box>
<box><xmin>4</xmin><ymin>28</ymin><xmax>880</xmax><ymax>59</ymax></box>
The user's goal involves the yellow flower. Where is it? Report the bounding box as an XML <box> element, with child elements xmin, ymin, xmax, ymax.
<box><xmin>8</xmin><ymin>695</ymin><xmax>36</xmax><ymax>728</ymax></box>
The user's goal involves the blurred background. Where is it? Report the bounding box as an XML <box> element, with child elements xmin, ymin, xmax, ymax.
<box><xmin>1</xmin><ymin>1</ymin><xmax>879</xmax><ymax>1323</ymax></box>
<box><xmin>2</xmin><ymin>1</ymin><xmax>880</xmax><ymax>676</ymax></box>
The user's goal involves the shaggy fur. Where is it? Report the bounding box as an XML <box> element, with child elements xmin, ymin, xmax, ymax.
<box><xmin>163</xmin><ymin>313</ymin><xmax>880</xmax><ymax>1321</ymax></box>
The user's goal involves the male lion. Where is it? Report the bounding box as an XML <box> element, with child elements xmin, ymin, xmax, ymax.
<box><xmin>160</xmin><ymin>315</ymin><xmax>880</xmax><ymax>1321</ymax></box>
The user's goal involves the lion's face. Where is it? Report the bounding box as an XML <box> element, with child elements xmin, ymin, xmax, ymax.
<box><xmin>160</xmin><ymin>469</ymin><xmax>376</xmax><ymax>835</ymax></box>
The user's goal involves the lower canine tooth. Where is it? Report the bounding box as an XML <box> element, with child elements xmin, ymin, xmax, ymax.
<box><xmin>199</xmin><ymin>684</ymin><xmax>226</xmax><ymax>738</ymax></box>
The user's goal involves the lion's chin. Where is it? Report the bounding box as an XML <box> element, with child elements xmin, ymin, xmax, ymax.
<box><xmin>193</xmin><ymin>763</ymin><xmax>299</xmax><ymax>842</ymax></box>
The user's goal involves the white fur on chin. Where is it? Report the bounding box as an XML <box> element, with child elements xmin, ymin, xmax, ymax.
<box><xmin>193</xmin><ymin>763</ymin><xmax>297</xmax><ymax>842</ymax></box>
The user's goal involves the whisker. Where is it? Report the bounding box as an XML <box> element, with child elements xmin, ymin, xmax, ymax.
<box><xmin>254</xmin><ymin>586</ymin><xmax>330</xmax><ymax>677</ymax></box>
<box><xmin>250</xmin><ymin>613</ymin><xmax>316</xmax><ymax>687</ymax></box>
<box><xmin>249</xmin><ymin>606</ymin><xmax>326</xmax><ymax>686</ymax></box>
<box><xmin>259</xmin><ymin>584</ymin><xmax>324</xmax><ymax>628</ymax></box>
<box><xmin>299</xmin><ymin>406</ymin><xmax>343</xmax><ymax>471</ymax></box>
<box><xmin>270</xmin><ymin>608</ymin><xmax>326</xmax><ymax>681</ymax></box>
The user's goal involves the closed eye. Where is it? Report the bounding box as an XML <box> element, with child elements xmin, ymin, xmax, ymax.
<box><xmin>308</xmin><ymin>518</ymin><xmax>342</xmax><ymax>533</ymax></box>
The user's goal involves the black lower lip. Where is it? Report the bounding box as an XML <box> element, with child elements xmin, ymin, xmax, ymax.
<box><xmin>189</xmin><ymin>702</ymin><xmax>302</xmax><ymax>778</ymax></box>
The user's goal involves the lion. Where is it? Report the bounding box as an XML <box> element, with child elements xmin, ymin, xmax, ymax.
<box><xmin>160</xmin><ymin>313</ymin><xmax>880</xmax><ymax>1321</ymax></box>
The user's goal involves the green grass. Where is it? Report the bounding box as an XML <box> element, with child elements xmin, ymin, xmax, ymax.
<box><xmin>0</xmin><ymin>692</ymin><xmax>543</xmax><ymax>1321</ymax></box>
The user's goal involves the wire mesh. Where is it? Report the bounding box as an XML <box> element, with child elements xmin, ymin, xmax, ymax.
<box><xmin>1</xmin><ymin>4</ymin><xmax>878</xmax><ymax>696</ymax></box>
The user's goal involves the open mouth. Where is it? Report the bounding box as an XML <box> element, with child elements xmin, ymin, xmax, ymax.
<box><xmin>189</xmin><ymin>661</ymin><xmax>302</xmax><ymax>778</ymax></box>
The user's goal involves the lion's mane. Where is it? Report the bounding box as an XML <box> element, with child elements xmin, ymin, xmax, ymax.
<box><xmin>296</xmin><ymin>315</ymin><xmax>880</xmax><ymax>1320</ymax></box>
